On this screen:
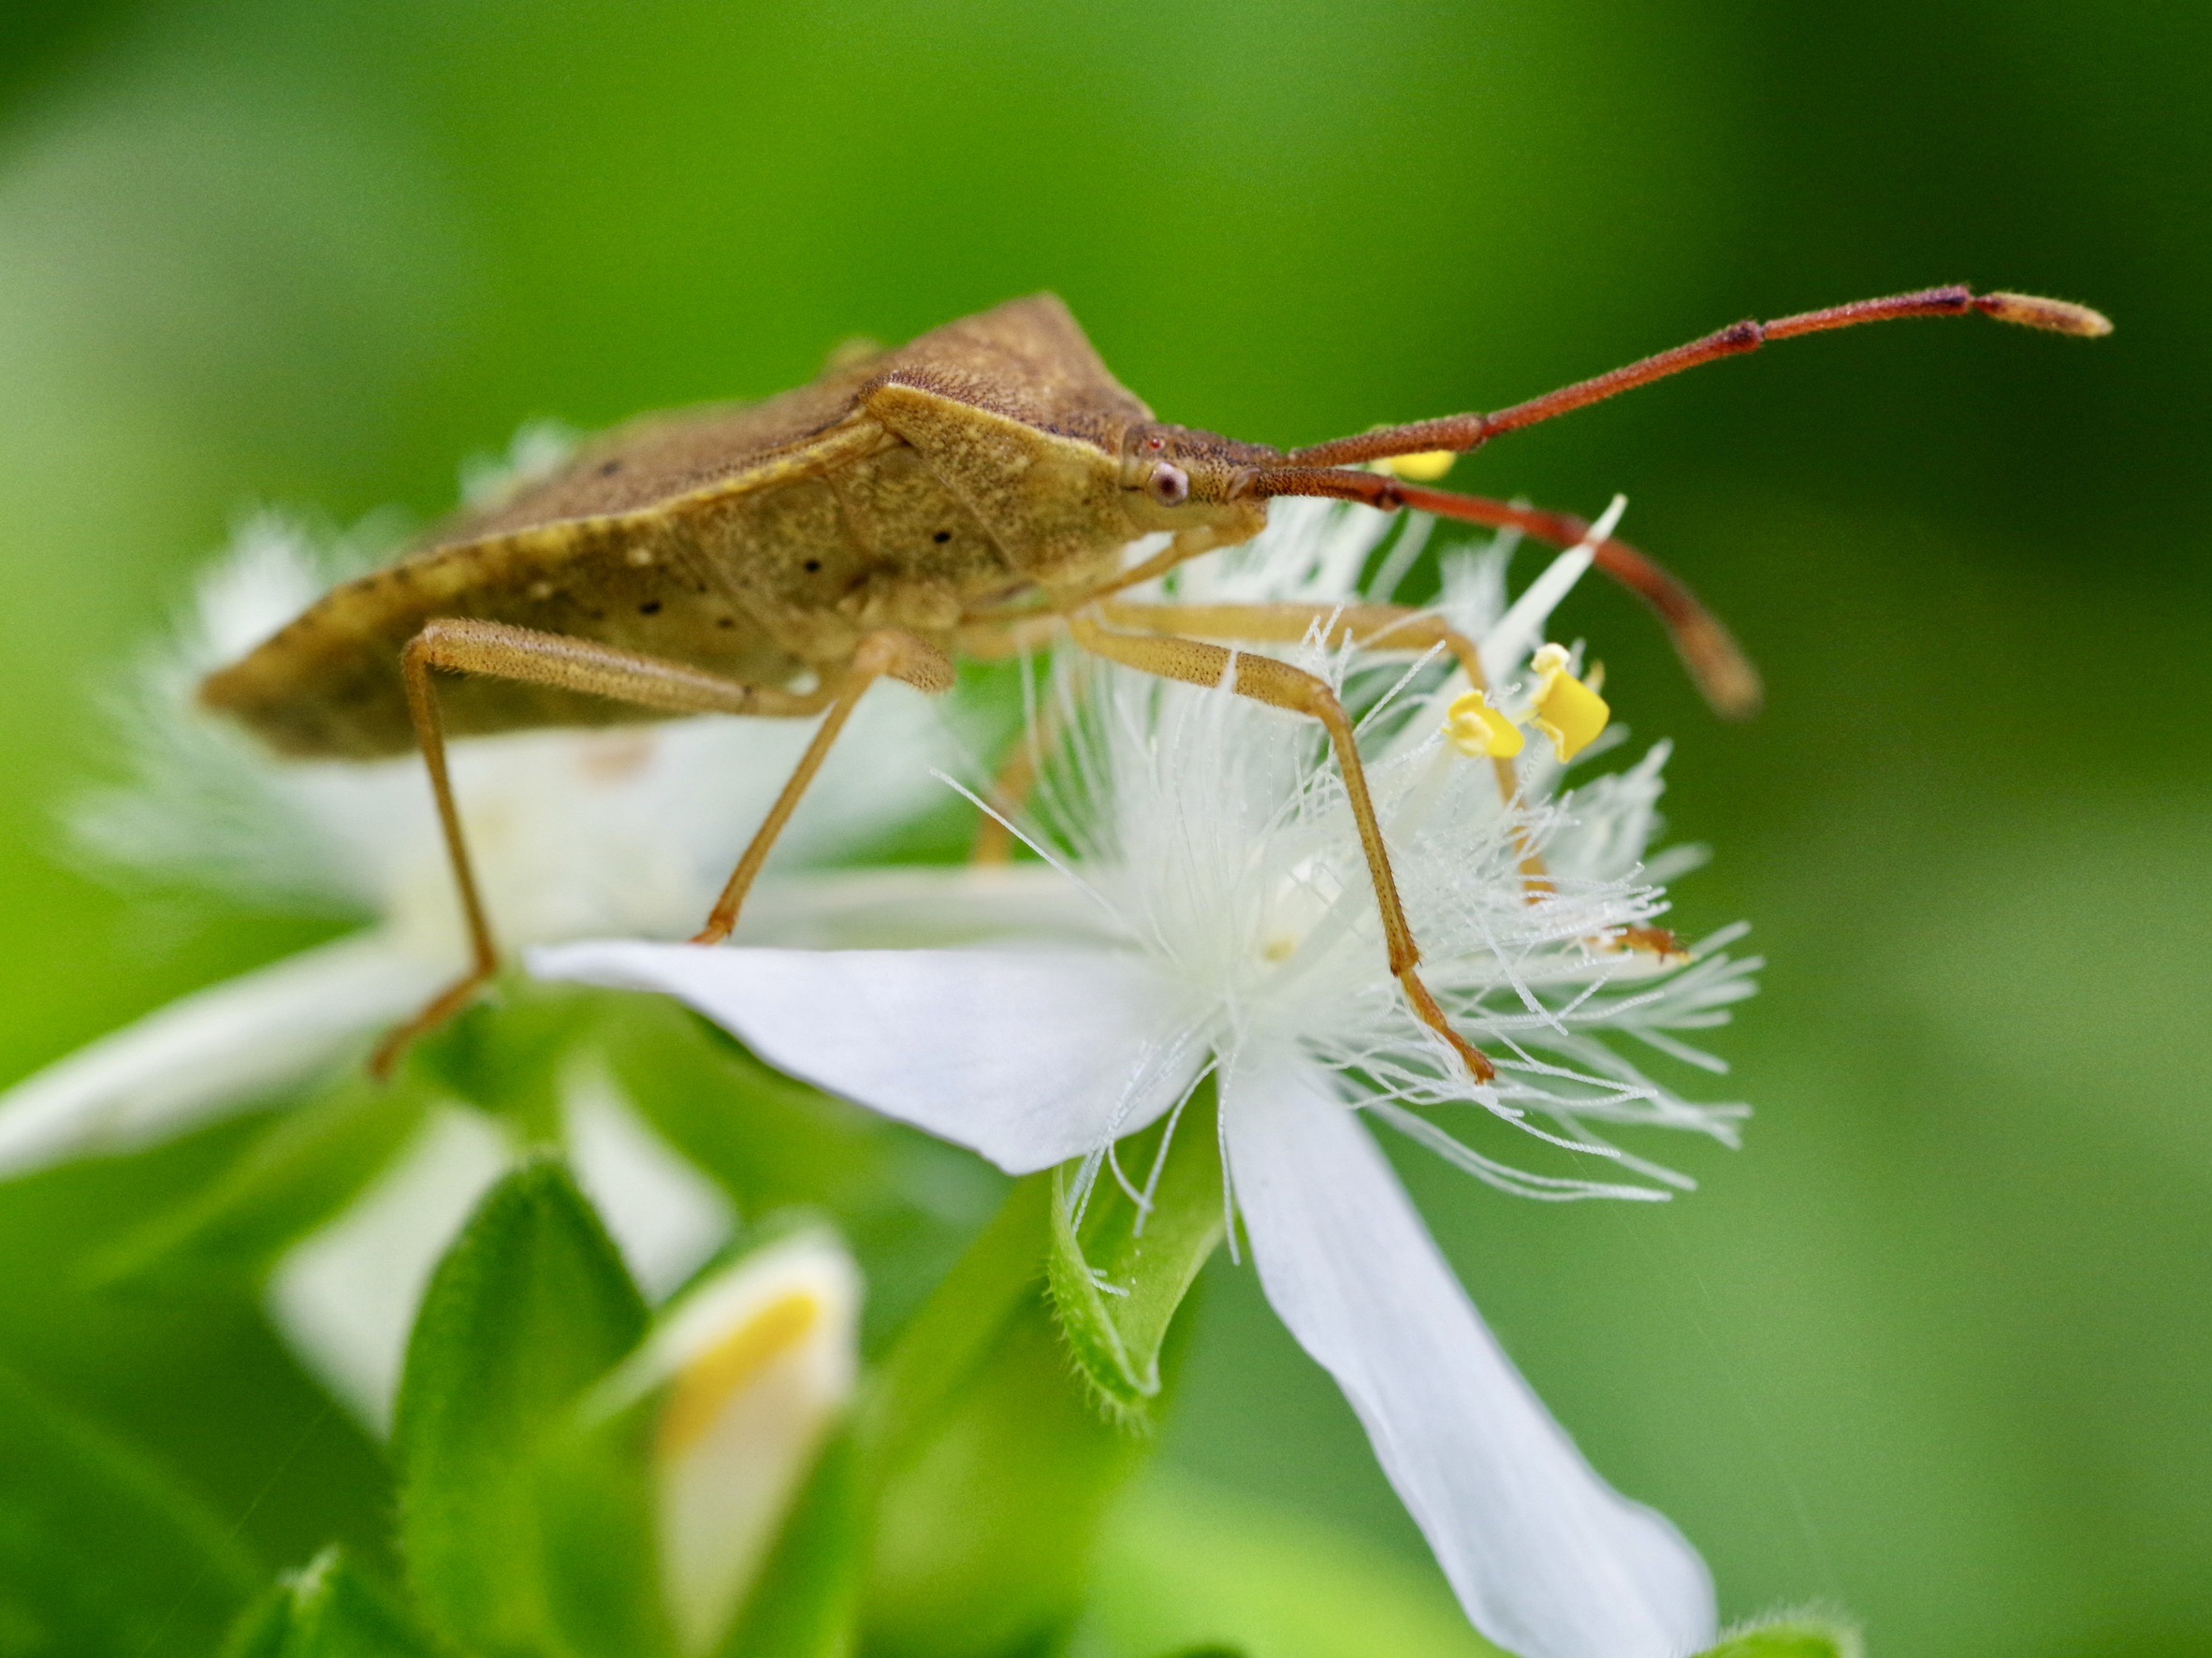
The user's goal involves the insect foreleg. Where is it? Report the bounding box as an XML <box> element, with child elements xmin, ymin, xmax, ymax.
<box><xmin>1098</xmin><ymin>599</ymin><xmax>1488</xmax><ymax>686</ymax></box>
<box><xmin>1097</xmin><ymin>599</ymin><xmax>1549</xmax><ymax>893</ymax></box>
<box><xmin>1067</xmin><ymin>614</ymin><xmax>1496</xmax><ymax>1084</ymax></box>
<box><xmin>374</xmin><ymin>619</ymin><xmax>844</xmax><ymax>1076</ymax></box>
<box><xmin>691</xmin><ymin>629</ymin><xmax>954</xmax><ymax>946</ymax></box>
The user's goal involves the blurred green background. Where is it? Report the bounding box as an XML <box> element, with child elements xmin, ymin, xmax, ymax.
<box><xmin>0</xmin><ymin>1</ymin><xmax>2203</xmax><ymax>1653</ymax></box>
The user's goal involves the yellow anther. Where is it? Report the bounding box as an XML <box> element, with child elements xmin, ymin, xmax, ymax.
<box><xmin>1528</xmin><ymin>643</ymin><xmax>1610</xmax><ymax>761</ymax></box>
<box><xmin>1376</xmin><ymin>449</ymin><xmax>1457</xmax><ymax>482</ymax></box>
<box><xmin>1444</xmin><ymin>691</ymin><xmax>1525</xmax><ymax>759</ymax></box>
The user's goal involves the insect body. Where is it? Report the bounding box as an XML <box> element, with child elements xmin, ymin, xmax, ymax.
<box><xmin>200</xmin><ymin>286</ymin><xmax>2110</xmax><ymax>1075</ymax></box>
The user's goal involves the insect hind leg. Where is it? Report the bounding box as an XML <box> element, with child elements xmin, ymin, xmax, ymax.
<box><xmin>371</xmin><ymin>618</ymin><xmax>847</xmax><ymax>1079</ymax></box>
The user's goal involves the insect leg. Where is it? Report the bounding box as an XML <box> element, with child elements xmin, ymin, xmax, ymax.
<box><xmin>1102</xmin><ymin>602</ymin><xmax>1687</xmax><ymax>963</ymax></box>
<box><xmin>1097</xmin><ymin>599</ymin><xmax>1549</xmax><ymax>892</ymax></box>
<box><xmin>972</xmin><ymin>704</ymin><xmax>1049</xmax><ymax>866</ymax></box>
<box><xmin>1098</xmin><ymin>600</ymin><xmax>1488</xmax><ymax>684</ymax></box>
<box><xmin>1080</xmin><ymin>524</ymin><xmax>1250</xmax><ymax>604</ymax></box>
<box><xmin>691</xmin><ymin>629</ymin><xmax>955</xmax><ymax>945</ymax></box>
<box><xmin>375</xmin><ymin>618</ymin><xmax>840</xmax><ymax>1076</ymax></box>
<box><xmin>1068</xmin><ymin>614</ymin><xmax>1496</xmax><ymax>1084</ymax></box>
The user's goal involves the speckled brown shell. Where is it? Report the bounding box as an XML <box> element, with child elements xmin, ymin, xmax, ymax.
<box><xmin>200</xmin><ymin>295</ymin><xmax>1158</xmax><ymax>758</ymax></box>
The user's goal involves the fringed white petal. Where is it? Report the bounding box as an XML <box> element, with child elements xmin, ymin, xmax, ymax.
<box><xmin>528</xmin><ymin>942</ymin><xmax>1199</xmax><ymax>1174</ymax></box>
<box><xmin>1221</xmin><ymin>1047</ymin><xmax>1716</xmax><ymax>1658</ymax></box>
<box><xmin>0</xmin><ymin>935</ymin><xmax>440</xmax><ymax>1179</ymax></box>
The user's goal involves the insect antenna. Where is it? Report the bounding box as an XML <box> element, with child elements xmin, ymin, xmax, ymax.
<box><xmin>1244</xmin><ymin>284</ymin><xmax>2110</xmax><ymax>715</ymax></box>
<box><xmin>1282</xmin><ymin>285</ymin><xmax>2112</xmax><ymax>471</ymax></box>
<box><xmin>1244</xmin><ymin>466</ymin><xmax>1764</xmax><ymax>719</ymax></box>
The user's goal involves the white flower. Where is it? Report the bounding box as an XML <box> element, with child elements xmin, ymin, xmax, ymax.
<box><xmin>0</xmin><ymin>504</ymin><xmax>959</xmax><ymax>1424</ymax></box>
<box><xmin>0</xmin><ymin>511</ymin><xmax>964</xmax><ymax>1177</ymax></box>
<box><xmin>533</xmin><ymin>500</ymin><xmax>1758</xmax><ymax>1658</ymax></box>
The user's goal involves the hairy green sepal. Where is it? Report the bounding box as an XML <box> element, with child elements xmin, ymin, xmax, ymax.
<box><xmin>1047</xmin><ymin>1081</ymin><xmax>1225</xmax><ymax>1424</ymax></box>
<box><xmin>1695</xmin><ymin>1618</ymin><xmax>1864</xmax><ymax>1658</ymax></box>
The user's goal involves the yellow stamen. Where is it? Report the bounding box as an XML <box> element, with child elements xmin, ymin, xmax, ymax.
<box><xmin>1528</xmin><ymin>643</ymin><xmax>1610</xmax><ymax>762</ymax></box>
<box><xmin>1376</xmin><ymin>449</ymin><xmax>1457</xmax><ymax>482</ymax></box>
<box><xmin>658</xmin><ymin>1291</ymin><xmax>822</xmax><ymax>1458</ymax></box>
<box><xmin>1443</xmin><ymin>691</ymin><xmax>1525</xmax><ymax>759</ymax></box>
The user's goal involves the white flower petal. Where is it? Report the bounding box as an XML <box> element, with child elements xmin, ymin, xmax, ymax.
<box><xmin>265</xmin><ymin>1106</ymin><xmax>515</xmax><ymax>1433</ymax></box>
<box><xmin>0</xmin><ymin>934</ymin><xmax>441</xmax><ymax>1179</ymax></box>
<box><xmin>528</xmin><ymin>942</ymin><xmax>1198</xmax><ymax>1174</ymax></box>
<box><xmin>735</xmin><ymin>865</ymin><xmax>1117</xmax><ymax>953</ymax></box>
<box><xmin>1221</xmin><ymin>1047</ymin><xmax>1716</xmax><ymax>1658</ymax></box>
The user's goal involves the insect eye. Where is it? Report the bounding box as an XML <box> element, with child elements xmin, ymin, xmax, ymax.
<box><xmin>1146</xmin><ymin>462</ymin><xmax>1190</xmax><ymax>506</ymax></box>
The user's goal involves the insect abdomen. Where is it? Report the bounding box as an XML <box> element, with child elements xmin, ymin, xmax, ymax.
<box><xmin>200</xmin><ymin>516</ymin><xmax>806</xmax><ymax>759</ymax></box>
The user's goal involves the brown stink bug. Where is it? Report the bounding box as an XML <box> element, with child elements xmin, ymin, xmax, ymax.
<box><xmin>197</xmin><ymin>285</ymin><xmax>2110</xmax><ymax>1076</ymax></box>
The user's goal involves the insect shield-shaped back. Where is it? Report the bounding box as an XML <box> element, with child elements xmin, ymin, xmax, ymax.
<box><xmin>194</xmin><ymin>295</ymin><xmax>1178</xmax><ymax>756</ymax></box>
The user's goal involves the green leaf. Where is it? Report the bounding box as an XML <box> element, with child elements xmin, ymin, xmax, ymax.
<box><xmin>1695</xmin><ymin>1618</ymin><xmax>1864</xmax><ymax>1658</ymax></box>
<box><xmin>0</xmin><ymin>1360</ymin><xmax>260</xmax><ymax>1658</ymax></box>
<box><xmin>602</xmin><ymin>996</ymin><xmax>886</xmax><ymax>1218</ymax></box>
<box><xmin>713</xmin><ymin>1429</ymin><xmax>864</xmax><ymax>1658</ymax></box>
<box><xmin>88</xmin><ymin>1074</ymin><xmax>430</xmax><ymax>1287</ymax></box>
<box><xmin>1047</xmin><ymin>1081</ymin><xmax>1224</xmax><ymax>1424</ymax></box>
<box><xmin>1088</xmin><ymin>1473</ymin><xmax>1506</xmax><ymax>1658</ymax></box>
<box><xmin>218</xmin><ymin>1589</ymin><xmax>293</xmax><ymax>1658</ymax></box>
<box><xmin>218</xmin><ymin>1548</ymin><xmax>436</xmax><ymax>1658</ymax></box>
<box><xmin>393</xmin><ymin>1156</ymin><xmax>649</xmax><ymax>1658</ymax></box>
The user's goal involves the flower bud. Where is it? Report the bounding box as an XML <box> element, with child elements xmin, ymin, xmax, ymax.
<box><xmin>606</xmin><ymin>1232</ymin><xmax>860</xmax><ymax>1654</ymax></box>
